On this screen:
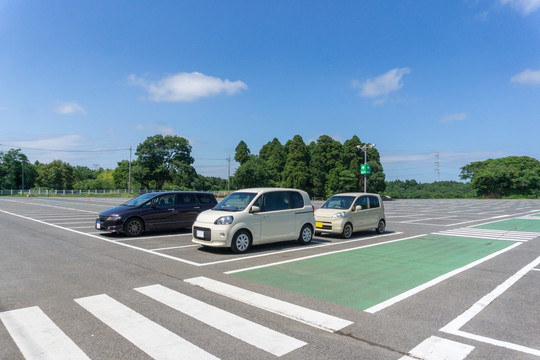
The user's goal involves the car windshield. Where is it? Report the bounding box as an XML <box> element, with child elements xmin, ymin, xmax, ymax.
<box><xmin>214</xmin><ymin>192</ymin><xmax>256</xmax><ymax>212</ymax></box>
<box><xmin>321</xmin><ymin>195</ymin><xmax>355</xmax><ymax>210</ymax></box>
<box><xmin>122</xmin><ymin>193</ymin><xmax>156</xmax><ymax>207</ymax></box>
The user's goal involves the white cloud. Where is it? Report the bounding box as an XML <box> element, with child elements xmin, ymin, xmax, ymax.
<box><xmin>352</xmin><ymin>68</ymin><xmax>411</xmax><ymax>102</ymax></box>
<box><xmin>13</xmin><ymin>134</ymin><xmax>88</xmax><ymax>150</ymax></box>
<box><xmin>128</xmin><ymin>72</ymin><xmax>248</xmax><ymax>102</ymax></box>
<box><xmin>55</xmin><ymin>102</ymin><xmax>87</xmax><ymax>115</ymax></box>
<box><xmin>440</xmin><ymin>113</ymin><xmax>467</xmax><ymax>123</ymax></box>
<box><xmin>135</xmin><ymin>124</ymin><xmax>177</xmax><ymax>135</ymax></box>
<box><xmin>511</xmin><ymin>68</ymin><xmax>540</xmax><ymax>85</ymax></box>
<box><xmin>501</xmin><ymin>0</ymin><xmax>540</xmax><ymax>15</ymax></box>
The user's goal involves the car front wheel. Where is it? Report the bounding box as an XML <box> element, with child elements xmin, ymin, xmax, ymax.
<box><xmin>231</xmin><ymin>230</ymin><xmax>251</xmax><ymax>254</ymax></box>
<box><xmin>124</xmin><ymin>218</ymin><xmax>144</xmax><ymax>237</ymax></box>
<box><xmin>298</xmin><ymin>224</ymin><xmax>313</xmax><ymax>244</ymax></box>
<box><xmin>341</xmin><ymin>223</ymin><xmax>353</xmax><ymax>239</ymax></box>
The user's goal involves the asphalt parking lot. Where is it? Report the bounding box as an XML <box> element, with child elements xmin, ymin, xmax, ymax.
<box><xmin>1</xmin><ymin>196</ymin><xmax>539</xmax><ymax>359</ymax></box>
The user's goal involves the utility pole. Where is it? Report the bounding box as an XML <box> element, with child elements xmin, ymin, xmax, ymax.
<box><xmin>128</xmin><ymin>146</ymin><xmax>132</xmax><ymax>193</ymax></box>
<box><xmin>357</xmin><ymin>144</ymin><xmax>375</xmax><ymax>192</ymax></box>
<box><xmin>227</xmin><ymin>156</ymin><xmax>231</xmax><ymax>193</ymax></box>
<box><xmin>435</xmin><ymin>152</ymin><xmax>440</xmax><ymax>182</ymax></box>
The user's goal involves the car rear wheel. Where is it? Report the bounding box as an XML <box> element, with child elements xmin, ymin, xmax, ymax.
<box><xmin>298</xmin><ymin>224</ymin><xmax>313</xmax><ymax>244</ymax></box>
<box><xmin>231</xmin><ymin>230</ymin><xmax>251</xmax><ymax>254</ymax></box>
<box><xmin>375</xmin><ymin>219</ymin><xmax>385</xmax><ymax>234</ymax></box>
<box><xmin>341</xmin><ymin>223</ymin><xmax>353</xmax><ymax>239</ymax></box>
<box><xmin>124</xmin><ymin>218</ymin><xmax>144</xmax><ymax>237</ymax></box>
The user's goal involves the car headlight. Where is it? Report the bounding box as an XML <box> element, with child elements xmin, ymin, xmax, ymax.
<box><xmin>107</xmin><ymin>215</ymin><xmax>122</xmax><ymax>221</ymax></box>
<box><xmin>332</xmin><ymin>212</ymin><xmax>346</xmax><ymax>219</ymax></box>
<box><xmin>214</xmin><ymin>216</ymin><xmax>234</xmax><ymax>225</ymax></box>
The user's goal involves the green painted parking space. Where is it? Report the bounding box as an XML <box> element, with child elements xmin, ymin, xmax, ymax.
<box><xmin>474</xmin><ymin>219</ymin><xmax>540</xmax><ymax>232</ymax></box>
<box><xmin>231</xmin><ymin>235</ymin><xmax>515</xmax><ymax>311</ymax></box>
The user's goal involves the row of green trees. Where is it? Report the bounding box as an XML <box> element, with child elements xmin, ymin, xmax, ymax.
<box><xmin>2</xmin><ymin>134</ymin><xmax>539</xmax><ymax>198</ymax></box>
<box><xmin>233</xmin><ymin>135</ymin><xmax>385</xmax><ymax>198</ymax></box>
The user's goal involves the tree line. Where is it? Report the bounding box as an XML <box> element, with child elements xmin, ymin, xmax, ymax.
<box><xmin>2</xmin><ymin>134</ymin><xmax>539</xmax><ymax>199</ymax></box>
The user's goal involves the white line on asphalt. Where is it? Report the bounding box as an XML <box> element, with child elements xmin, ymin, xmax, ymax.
<box><xmin>75</xmin><ymin>294</ymin><xmax>218</xmax><ymax>360</ymax></box>
<box><xmin>0</xmin><ymin>210</ymin><xmax>202</xmax><ymax>266</ymax></box>
<box><xmin>0</xmin><ymin>198</ymin><xmax>96</xmax><ymax>213</ymax></box>
<box><xmin>0</xmin><ymin>306</ymin><xmax>90</xmax><ymax>360</ymax></box>
<box><xmin>203</xmin><ymin>231</ymin><xmax>402</xmax><ymax>267</ymax></box>
<box><xmin>226</xmin><ymin>234</ymin><xmax>423</xmax><ymax>275</ymax></box>
<box><xmin>399</xmin><ymin>336</ymin><xmax>474</xmax><ymax>360</ymax></box>
<box><xmin>440</xmin><ymin>255</ymin><xmax>540</xmax><ymax>357</ymax></box>
<box><xmin>151</xmin><ymin>244</ymin><xmax>199</xmax><ymax>251</ymax></box>
<box><xmin>135</xmin><ymin>284</ymin><xmax>306</xmax><ymax>357</ymax></box>
<box><xmin>185</xmin><ymin>276</ymin><xmax>353</xmax><ymax>332</ymax></box>
<box><xmin>365</xmin><ymin>242</ymin><xmax>522</xmax><ymax>313</ymax></box>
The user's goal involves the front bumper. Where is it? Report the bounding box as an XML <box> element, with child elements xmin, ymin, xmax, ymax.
<box><xmin>192</xmin><ymin>224</ymin><xmax>231</xmax><ymax>247</ymax></box>
<box><xmin>95</xmin><ymin>218</ymin><xmax>123</xmax><ymax>233</ymax></box>
<box><xmin>315</xmin><ymin>218</ymin><xmax>345</xmax><ymax>234</ymax></box>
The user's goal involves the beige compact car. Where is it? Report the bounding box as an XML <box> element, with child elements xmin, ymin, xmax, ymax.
<box><xmin>314</xmin><ymin>193</ymin><xmax>385</xmax><ymax>238</ymax></box>
<box><xmin>192</xmin><ymin>188</ymin><xmax>316</xmax><ymax>253</ymax></box>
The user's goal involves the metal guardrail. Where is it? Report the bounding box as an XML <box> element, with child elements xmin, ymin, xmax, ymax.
<box><xmin>0</xmin><ymin>189</ymin><xmax>231</xmax><ymax>198</ymax></box>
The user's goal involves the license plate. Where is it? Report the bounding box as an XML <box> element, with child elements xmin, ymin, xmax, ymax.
<box><xmin>315</xmin><ymin>221</ymin><xmax>323</xmax><ymax>228</ymax></box>
<box><xmin>197</xmin><ymin>230</ymin><xmax>205</xmax><ymax>238</ymax></box>
<box><xmin>96</xmin><ymin>222</ymin><xmax>101</xmax><ymax>229</ymax></box>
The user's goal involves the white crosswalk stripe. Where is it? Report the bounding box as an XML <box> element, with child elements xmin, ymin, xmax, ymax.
<box><xmin>2</xmin><ymin>283</ymin><xmax>321</xmax><ymax>359</ymax></box>
<box><xmin>75</xmin><ymin>294</ymin><xmax>218</xmax><ymax>360</ymax></box>
<box><xmin>136</xmin><ymin>284</ymin><xmax>307</xmax><ymax>357</ymax></box>
<box><xmin>185</xmin><ymin>276</ymin><xmax>353</xmax><ymax>332</ymax></box>
<box><xmin>0</xmin><ymin>306</ymin><xmax>90</xmax><ymax>360</ymax></box>
<box><xmin>434</xmin><ymin>227</ymin><xmax>539</xmax><ymax>242</ymax></box>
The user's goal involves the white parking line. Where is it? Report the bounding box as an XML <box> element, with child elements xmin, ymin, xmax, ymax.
<box><xmin>185</xmin><ymin>276</ymin><xmax>353</xmax><ymax>332</ymax></box>
<box><xmin>440</xmin><ymin>255</ymin><xmax>540</xmax><ymax>357</ymax></box>
<box><xmin>0</xmin><ymin>306</ymin><xmax>90</xmax><ymax>360</ymax></box>
<box><xmin>75</xmin><ymin>294</ymin><xmax>218</xmax><ymax>360</ymax></box>
<box><xmin>400</xmin><ymin>336</ymin><xmax>474</xmax><ymax>360</ymax></box>
<box><xmin>136</xmin><ymin>284</ymin><xmax>306</xmax><ymax>357</ymax></box>
<box><xmin>365</xmin><ymin>242</ymin><xmax>522</xmax><ymax>313</ymax></box>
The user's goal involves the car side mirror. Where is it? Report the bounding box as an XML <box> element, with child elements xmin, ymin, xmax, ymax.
<box><xmin>250</xmin><ymin>205</ymin><xmax>260</xmax><ymax>213</ymax></box>
<box><xmin>355</xmin><ymin>205</ymin><xmax>362</xmax><ymax>211</ymax></box>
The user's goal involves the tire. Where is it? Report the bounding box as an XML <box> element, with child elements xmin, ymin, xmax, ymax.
<box><xmin>124</xmin><ymin>218</ymin><xmax>144</xmax><ymax>237</ymax></box>
<box><xmin>231</xmin><ymin>230</ymin><xmax>251</xmax><ymax>254</ymax></box>
<box><xmin>298</xmin><ymin>224</ymin><xmax>313</xmax><ymax>245</ymax></box>
<box><xmin>341</xmin><ymin>222</ymin><xmax>353</xmax><ymax>239</ymax></box>
<box><xmin>375</xmin><ymin>219</ymin><xmax>386</xmax><ymax>234</ymax></box>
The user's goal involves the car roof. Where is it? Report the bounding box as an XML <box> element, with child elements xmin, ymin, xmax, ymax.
<box><xmin>142</xmin><ymin>191</ymin><xmax>214</xmax><ymax>196</ymax></box>
<box><xmin>235</xmin><ymin>187</ymin><xmax>307</xmax><ymax>194</ymax></box>
<box><xmin>331</xmin><ymin>192</ymin><xmax>380</xmax><ymax>197</ymax></box>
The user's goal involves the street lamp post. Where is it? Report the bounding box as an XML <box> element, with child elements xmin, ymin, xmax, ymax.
<box><xmin>357</xmin><ymin>143</ymin><xmax>375</xmax><ymax>193</ymax></box>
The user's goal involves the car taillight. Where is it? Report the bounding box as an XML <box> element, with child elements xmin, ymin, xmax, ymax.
<box><xmin>311</xmin><ymin>205</ymin><xmax>315</xmax><ymax>212</ymax></box>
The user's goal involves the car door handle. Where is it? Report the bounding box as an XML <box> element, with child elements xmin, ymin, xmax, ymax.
<box><xmin>168</xmin><ymin>208</ymin><xmax>175</xmax><ymax>211</ymax></box>
<box><xmin>194</xmin><ymin>207</ymin><xmax>200</xmax><ymax>209</ymax></box>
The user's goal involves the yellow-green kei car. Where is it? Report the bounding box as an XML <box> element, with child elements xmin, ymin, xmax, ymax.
<box><xmin>314</xmin><ymin>193</ymin><xmax>386</xmax><ymax>239</ymax></box>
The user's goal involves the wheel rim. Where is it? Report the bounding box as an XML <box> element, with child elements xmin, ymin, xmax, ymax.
<box><xmin>301</xmin><ymin>227</ymin><xmax>312</xmax><ymax>242</ymax></box>
<box><xmin>235</xmin><ymin>234</ymin><xmax>250</xmax><ymax>251</ymax></box>
<box><xmin>344</xmin><ymin>224</ymin><xmax>352</xmax><ymax>238</ymax></box>
<box><xmin>378</xmin><ymin>221</ymin><xmax>385</xmax><ymax>233</ymax></box>
<box><xmin>127</xmin><ymin>221</ymin><xmax>141</xmax><ymax>235</ymax></box>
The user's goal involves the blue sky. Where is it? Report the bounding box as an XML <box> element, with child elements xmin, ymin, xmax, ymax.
<box><xmin>1</xmin><ymin>0</ymin><xmax>539</xmax><ymax>183</ymax></box>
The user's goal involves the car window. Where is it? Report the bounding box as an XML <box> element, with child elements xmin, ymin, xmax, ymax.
<box><xmin>197</xmin><ymin>193</ymin><xmax>217</xmax><ymax>205</ymax></box>
<box><xmin>176</xmin><ymin>193</ymin><xmax>196</xmax><ymax>206</ymax></box>
<box><xmin>154</xmin><ymin>194</ymin><xmax>175</xmax><ymax>208</ymax></box>
<box><xmin>354</xmin><ymin>196</ymin><xmax>368</xmax><ymax>210</ymax></box>
<box><xmin>261</xmin><ymin>191</ymin><xmax>290</xmax><ymax>212</ymax></box>
<box><xmin>290</xmin><ymin>191</ymin><xmax>304</xmax><ymax>209</ymax></box>
<box><xmin>322</xmin><ymin>196</ymin><xmax>354</xmax><ymax>209</ymax></box>
<box><xmin>214</xmin><ymin>192</ymin><xmax>256</xmax><ymax>211</ymax></box>
<box><xmin>369</xmin><ymin>196</ymin><xmax>380</xmax><ymax>208</ymax></box>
